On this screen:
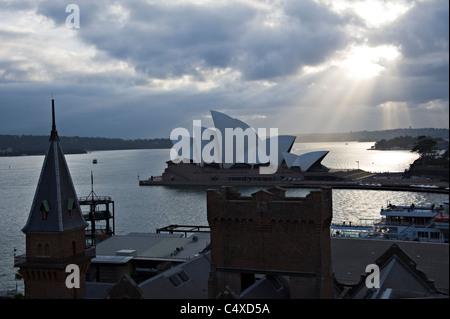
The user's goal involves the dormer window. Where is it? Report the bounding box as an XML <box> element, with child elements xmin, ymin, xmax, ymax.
<box><xmin>40</xmin><ymin>200</ymin><xmax>50</xmax><ymax>220</ymax></box>
<box><xmin>68</xmin><ymin>198</ymin><xmax>75</xmax><ymax>217</ymax></box>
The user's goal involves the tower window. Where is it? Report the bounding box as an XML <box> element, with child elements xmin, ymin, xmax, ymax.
<box><xmin>37</xmin><ymin>243</ymin><xmax>50</xmax><ymax>256</ymax></box>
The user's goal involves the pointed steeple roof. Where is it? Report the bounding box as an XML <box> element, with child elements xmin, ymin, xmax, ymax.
<box><xmin>22</xmin><ymin>99</ymin><xmax>87</xmax><ymax>233</ymax></box>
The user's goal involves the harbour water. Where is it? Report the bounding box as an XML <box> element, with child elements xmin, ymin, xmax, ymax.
<box><xmin>0</xmin><ymin>142</ymin><xmax>447</xmax><ymax>293</ymax></box>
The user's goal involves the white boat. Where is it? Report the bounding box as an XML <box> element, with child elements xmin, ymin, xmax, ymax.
<box><xmin>331</xmin><ymin>201</ymin><xmax>449</xmax><ymax>243</ymax></box>
<box><xmin>374</xmin><ymin>201</ymin><xmax>448</xmax><ymax>243</ymax></box>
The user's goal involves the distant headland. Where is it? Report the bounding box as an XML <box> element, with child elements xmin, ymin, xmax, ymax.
<box><xmin>1</xmin><ymin>128</ymin><xmax>448</xmax><ymax>157</ymax></box>
<box><xmin>295</xmin><ymin>128</ymin><xmax>449</xmax><ymax>143</ymax></box>
<box><xmin>0</xmin><ymin>135</ymin><xmax>172</xmax><ymax>156</ymax></box>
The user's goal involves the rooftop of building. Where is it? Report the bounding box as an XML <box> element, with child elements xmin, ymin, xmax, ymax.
<box><xmin>86</xmin><ymin>228</ymin><xmax>449</xmax><ymax>299</ymax></box>
<box><xmin>331</xmin><ymin>237</ymin><xmax>449</xmax><ymax>293</ymax></box>
<box><xmin>93</xmin><ymin>231</ymin><xmax>210</xmax><ymax>262</ymax></box>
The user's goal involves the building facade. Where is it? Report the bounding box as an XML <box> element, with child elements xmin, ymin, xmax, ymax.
<box><xmin>207</xmin><ymin>186</ymin><xmax>334</xmax><ymax>298</ymax></box>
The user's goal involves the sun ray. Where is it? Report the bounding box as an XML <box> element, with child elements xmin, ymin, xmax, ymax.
<box><xmin>379</xmin><ymin>101</ymin><xmax>412</xmax><ymax>130</ymax></box>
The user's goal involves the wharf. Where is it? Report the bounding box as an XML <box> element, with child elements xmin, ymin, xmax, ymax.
<box><xmin>140</xmin><ymin>172</ymin><xmax>449</xmax><ymax>194</ymax></box>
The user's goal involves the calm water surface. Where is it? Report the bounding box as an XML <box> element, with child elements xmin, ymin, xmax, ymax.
<box><xmin>0</xmin><ymin>143</ymin><xmax>447</xmax><ymax>292</ymax></box>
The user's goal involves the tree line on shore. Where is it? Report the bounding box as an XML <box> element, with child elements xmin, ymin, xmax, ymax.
<box><xmin>403</xmin><ymin>136</ymin><xmax>449</xmax><ymax>181</ymax></box>
<box><xmin>371</xmin><ymin>135</ymin><xmax>448</xmax><ymax>151</ymax></box>
<box><xmin>0</xmin><ymin>135</ymin><xmax>172</xmax><ymax>156</ymax></box>
<box><xmin>368</xmin><ymin>134</ymin><xmax>449</xmax><ymax>181</ymax></box>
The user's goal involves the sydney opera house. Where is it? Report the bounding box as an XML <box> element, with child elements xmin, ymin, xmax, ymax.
<box><xmin>141</xmin><ymin>111</ymin><xmax>332</xmax><ymax>186</ymax></box>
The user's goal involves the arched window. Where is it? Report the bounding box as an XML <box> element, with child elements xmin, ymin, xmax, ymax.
<box><xmin>37</xmin><ymin>243</ymin><xmax>43</xmax><ymax>256</ymax></box>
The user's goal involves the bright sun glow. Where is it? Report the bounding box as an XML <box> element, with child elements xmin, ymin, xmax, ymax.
<box><xmin>351</xmin><ymin>1</ymin><xmax>412</xmax><ymax>27</ymax></box>
<box><xmin>336</xmin><ymin>45</ymin><xmax>401</xmax><ymax>80</ymax></box>
<box><xmin>323</xmin><ymin>0</ymin><xmax>412</xmax><ymax>28</ymax></box>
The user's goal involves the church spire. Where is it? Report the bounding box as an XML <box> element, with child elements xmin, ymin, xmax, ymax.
<box><xmin>22</xmin><ymin>98</ymin><xmax>87</xmax><ymax>233</ymax></box>
<box><xmin>17</xmin><ymin>98</ymin><xmax>92</xmax><ymax>299</ymax></box>
<box><xmin>50</xmin><ymin>98</ymin><xmax>59</xmax><ymax>141</ymax></box>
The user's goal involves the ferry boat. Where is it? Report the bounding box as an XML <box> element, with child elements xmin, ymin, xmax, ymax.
<box><xmin>331</xmin><ymin>201</ymin><xmax>449</xmax><ymax>243</ymax></box>
<box><xmin>375</xmin><ymin>201</ymin><xmax>448</xmax><ymax>243</ymax></box>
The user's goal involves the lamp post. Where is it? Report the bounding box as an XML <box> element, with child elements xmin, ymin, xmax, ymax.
<box><xmin>356</xmin><ymin>161</ymin><xmax>360</xmax><ymax>170</ymax></box>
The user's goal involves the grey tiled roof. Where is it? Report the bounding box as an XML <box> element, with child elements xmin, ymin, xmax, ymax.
<box><xmin>22</xmin><ymin>102</ymin><xmax>87</xmax><ymax>233</ymax></box>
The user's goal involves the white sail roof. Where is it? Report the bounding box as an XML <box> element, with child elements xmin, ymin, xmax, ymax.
<box><xmin>170</xmin><ymin>110</ymin><xmax>328</xmax><ymax>172</ymax></box>
<box><xmin>298</xmin><ymin>151</ymin><xmax>329</xmax><ymax>172</ymax></box>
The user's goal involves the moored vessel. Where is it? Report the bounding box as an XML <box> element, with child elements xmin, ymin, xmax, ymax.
<box><xmin>331</xmin><ymin>201</ymin><xmax>449</xmax><ymax>243</ymax></box>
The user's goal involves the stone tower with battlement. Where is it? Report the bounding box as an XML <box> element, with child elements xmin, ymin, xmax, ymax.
<box><xmin>207</xmin><ymin>186</ymin><xmax>333</xmax><ymax>299</ymax></box>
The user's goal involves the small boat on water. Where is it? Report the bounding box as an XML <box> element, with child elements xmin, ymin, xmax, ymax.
<box><xmin>331</xmin><ymin>200</ymin><xmax>449</xmax><ymax>243</ymax></box>
<box><xmin>92</xmin><ymin>159</ymin><xmax>98</xmax><ymax>164</ymax></box>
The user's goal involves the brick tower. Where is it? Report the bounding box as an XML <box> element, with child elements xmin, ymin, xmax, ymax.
<box><xmin>207</xmin><ymin>186</ymin><xmax>333</xmax><ymax>299</ymax></box>
<box><xmin>15</xmin><ymin>99</ymin><xmax>94</xmax><ymax>299</ymax></box>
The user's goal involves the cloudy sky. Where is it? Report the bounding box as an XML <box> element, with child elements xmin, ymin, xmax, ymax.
<box><xmin>0</xmin><ymin>0</ymin><xmax>448</xmax><ymax>139</ymax></box>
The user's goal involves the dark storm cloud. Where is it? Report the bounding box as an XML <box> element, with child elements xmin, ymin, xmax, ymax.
<box><xmin>36</xmin><ymin>0</ymin><xmax>349</xmax><ymax>81</ymax></box>
<box><xmin>366</xmin><ymin>0</ymin><xmax>449</xmax><ymax>108</ymax></box>
<box><xmin>37</xmin><ymin>1</ymin><xmax>252</xmax><ymax>79</ymax></box>
<box><xmin>0</xmin><ymin>0</ymin><xmax>35</xmax><ymax>11</ymax></box>
<box><xmin>0</xmin><ymin>82</ymin><xmax>192</xmax><ymax>138</ymax></box>
<box><xmin>377</xmin><ymin>1</ymin><xmax>448</xmax><ymax>59</ymax></box>
<box><xmin>0</xmin><ymin>0</ymin><xmax>448</xmax><ymax>138</ymax></box>
<box><xmin>36</xmin><ymin>0</ymin><xmax>104</xmax><ymax>27</ymax></box>
<box><xmin>229</xmin><ymin>0</ymin><xmax>350</xmax><ymax>80</ymax></box>
<box><xmin>370</xmin><ymin>0</ymin><xmax>449</xmax><ymax>79</ymax></box>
